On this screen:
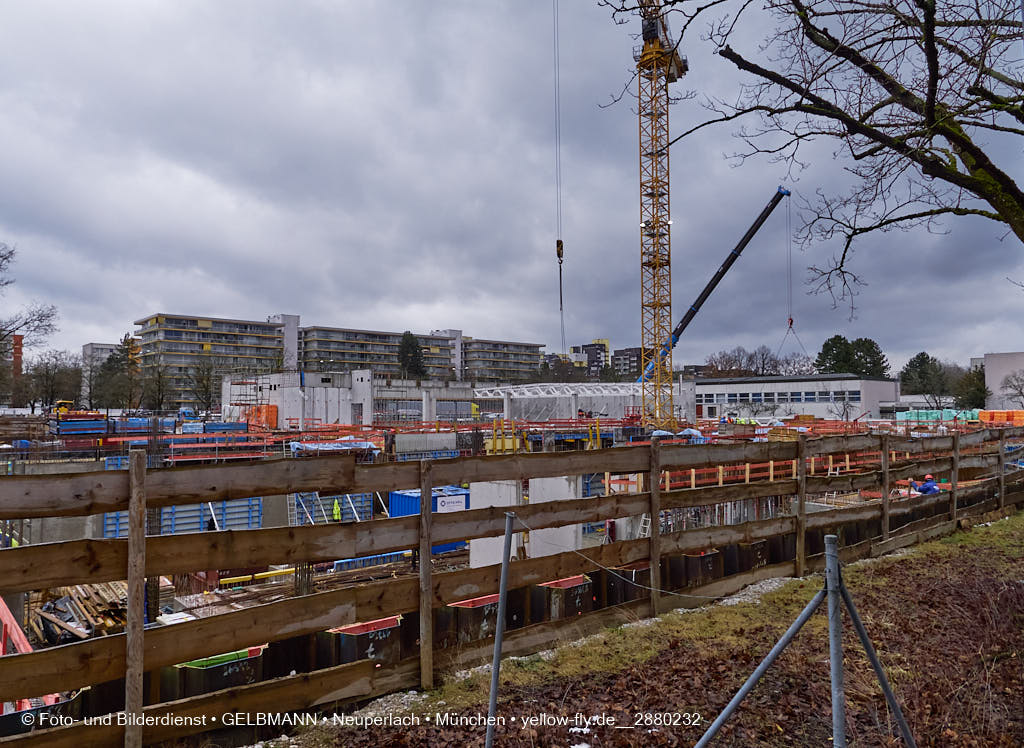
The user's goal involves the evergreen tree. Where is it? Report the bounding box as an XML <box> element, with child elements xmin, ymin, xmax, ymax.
<box><xmin>398</xmin><ymin>331</ymin><xmax>428</xmax><ymax>379</ymax></box>
<box><xmin>816</xmin><ymin>335</ymin><xmax>889</xmax><ymax>377</ymax></box>
<box><xmin>900</xmin><ymin>352</ymin><xmax>948</xmax><ymax>407</ymax></box>
<box><xmin>954</xmin><ymin>366</ymin><xmax>989</xmax><ymax>410</ymax></box>
<box><xmin>849</xmin><ymin>338</ymin><xmax>890</xmax><ymax>377</ymax></box>
<box><xmin>814</xmin><ymin>335</ymin><xmax>854</xmax><ymax>374</ymax></box>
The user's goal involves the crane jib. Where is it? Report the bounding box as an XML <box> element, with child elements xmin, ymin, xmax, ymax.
<box><xmin>637</xmin><ymin>186</ymin><xmax>790</xmax><ymax>383</ymax></box>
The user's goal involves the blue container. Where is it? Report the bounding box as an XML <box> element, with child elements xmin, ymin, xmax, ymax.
<box><xmin>204</xmin><ymin>422</ymin><xmax>248</xmax><ymax>433</ymax></box>
<box><xmin>388</xmin><ymin>486</ymin><xmax>469</xmax><ymax>554</ymax></box>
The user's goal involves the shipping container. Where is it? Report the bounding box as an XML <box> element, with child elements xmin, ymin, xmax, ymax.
<box><xmin>388</xmin><ymin>485</ymin><xmax>470</xmax><ymax>554</ymax></box>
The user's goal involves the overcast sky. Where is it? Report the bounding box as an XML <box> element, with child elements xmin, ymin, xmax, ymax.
<box><xmin>1</xmin><ymin>1</ymin><xmax>1021</xmax><ymax>375</ymax></box>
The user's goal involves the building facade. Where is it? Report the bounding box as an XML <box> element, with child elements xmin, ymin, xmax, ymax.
<box><xmin>571</xmin><ymin>339</ymin><xmax>610</xmax><ymax>378</ymax></box>
<box><xmin>982</xmin><ymin>351</ymin><xmax>1024</xmax><ymax>409</ymax></box>
<box><xmin>135</xmin><ymin>313</ymin><xmax>544</xmax><ymax>408</ymax></box>
<box><xmin>611</xmin><ymin>347</ymin><xmax>642</xmax><ymax>378</ymax></box>
<box><xmin>134</xmin><ymin>314</ymin><xmax>291</xmax><ymax>409</ymax></box>
<box><xmin>300</xmin><ymin>327</ymin><xmax>456</xmax><ymax>379</ymax></box>
<box><xmin>694</xmin><ymin>374</ymin><xmax>900</xmax><ymax>421</ymax></box>
<box><xmin>461</xmin><ymin>336</ymin><xmax>543</xmax><ymax>382</ymax></box>
<box><xmin>80</xmin><ymin>342</ymin><xmax>117</xmax><ymax>406</ymax></box>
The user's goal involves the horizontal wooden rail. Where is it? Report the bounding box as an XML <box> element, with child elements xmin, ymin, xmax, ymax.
<box><xmin>0</xmin><ymin>478</ymin><xmax>803</xmax><ymax>594</ymax></box>
<box><xmin>0</xmin><ymin>438</ymin><xmax>1014</xmax><ymax>595</ymax></box>
<box><xmin>6</xmin><ymin>429</ymin><xmax>1021</xmax><ymax>520</ymax></box>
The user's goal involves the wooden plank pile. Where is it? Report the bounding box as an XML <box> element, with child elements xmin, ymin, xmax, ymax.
<box><xmin>0</xmin><ymin>415</ymin><xmax>47</xmax><ymax>441</ymax></box>
<box><xmin>29</xmin><ymin>582</ymin><xmax>129</xmax><ymax>645</ymax></box>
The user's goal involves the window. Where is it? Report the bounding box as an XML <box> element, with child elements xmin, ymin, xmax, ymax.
<box><xmin>805</xmin><ymin>392</ymin><xmax>817</xmax><ymax>402</ymax></box>
<box><xmin>762</xmin><ymin>392</ymin><xmax>775</xmax><ymax>403</ymax></box>
<box><xmin>727</xmin><ymin>393</ymin><xmax>738</xmax><ymax>404</ymax></box>
<box><xmin>752</xmin><ymin>392</ymin><xmax>763</xmax><ymax>403</ymax></box>
<box><xmin>776</xmin><ymin>392</ymin><xmax>789</xmax><ymax>403</ymax></box>
<box><xmin>738</xmin><ymin>393</ymin><xmax>750</xmax><ymax>403</ymax></box>
<box><xmin>790</xmin><ymin>392</ymin><xmax>803</xmax><ymax>403</ymax></box>
<box><xmin>833</xmin><ymin>391</ymin><xmax>847</xmax><ymax>402</ymax></box>
<box><xmin>849</xmin><ymin>390</ymin><xmax>862</xmax><ymax>402</ymax></box>
<box><xmin>321</xmin><ymin>377</ymin><xmax>332</xmax><ymax>384</ymax></box>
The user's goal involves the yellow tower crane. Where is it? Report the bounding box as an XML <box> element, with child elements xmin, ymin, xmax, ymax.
<box><xmin>635</xmin><ymin>0</ymin><xmax>687</xmax><ymax>429</ymax></box>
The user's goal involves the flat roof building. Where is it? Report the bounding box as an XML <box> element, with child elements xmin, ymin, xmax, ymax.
<box><xmin>300</xmin><ymin>327</ymin><xmax>456</xmax><ymax>379</ymax></box>
<box><xmin>695</xmin><ymin>373</ymin><xmax>900</xmax><ymax>421</ymax></box>
<box><xmin>134</xmin><ymin>313</ymin><xmax>292</xmax><ymax>409</ymax></box>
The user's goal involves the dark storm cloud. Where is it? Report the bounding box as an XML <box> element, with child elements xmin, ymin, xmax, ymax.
<box><xmin>0</xmin><ymin>1</ymin><xmax>1019</xmax><ymax>372</ymax></box>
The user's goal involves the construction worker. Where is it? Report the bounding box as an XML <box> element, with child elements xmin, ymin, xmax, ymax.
<box><xmin>332</xmin><ymin>498</ymin><xmax>342</xmax><ymax>522</ymax></box>
<box><xmin>910</xmin><ymin>474</ymin><xmax>939</xmax><ymax>495</ymax></box>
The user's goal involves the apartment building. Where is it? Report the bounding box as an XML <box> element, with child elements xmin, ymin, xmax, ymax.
<box><xmin>611</xmin><ymin>346</ymin><xmax>643</xmax><ymax>378</ymax></box>
<box><xmin>461</xmin><ymin>336</ymin><xmax>543</xmax><ymax>383</ymax></box>
<box><xmin>134</xmin><ymin>314</ymin><xmax>544</xmax><ymax>407</ymax></box>
<box><xmin>300</xmin><ymin>327</ymin><xmax>456</xmax><ymax>379</ymax></box>
<box><xmin>134</xmin><ymin>314</ymin><xmax>293</xmax><ymax>408</ymax></box>
<box><xmin>571</xmin><ymin>339</ymin><xmax>610</xmax><ymax>377</ymax></box>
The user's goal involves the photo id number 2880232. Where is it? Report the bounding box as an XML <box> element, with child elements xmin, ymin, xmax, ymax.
<box><xmin>633</xmin><ymin>712</ymin><xmax>702</xmax><ymax>728</ymax></box>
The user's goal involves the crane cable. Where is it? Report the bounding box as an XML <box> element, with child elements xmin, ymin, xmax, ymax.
<box><xmin>553</xmin><ymin>0</ymin><xmax>566</xmax><ymax>357</ymax></box>
<box><xmin>775</xmin><ymin>195</ymin><xmax>810</xmax><ymax>360</ymax></box>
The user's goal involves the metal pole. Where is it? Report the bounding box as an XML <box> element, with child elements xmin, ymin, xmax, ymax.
<box><xmin>485</xmin><ymin>512</ymin><xmax>516</xmax><ymax>748</ymax></box>
<box><xmin>825</xmin><ymin>534</ymin><xmax>846</xmax><ymax>747</ymax></box>
<box><xmin>838</xmin><ymin>580</ymin><xmax>917</xmax><ymax>746</ymax></box>
<box><xmin>694</xmin><ymin>587</ymin><xmax>826</xmax><ymax>748</ymax></box>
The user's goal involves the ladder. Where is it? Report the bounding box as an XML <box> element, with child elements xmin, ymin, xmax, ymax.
<box><xmin>824</xmin><ymin>466</ymin><xmax>840</xmax><ymax>500</ymax></box>
<box><xmin>636</xmin><ymin>513</ymin><xmax>652</xmax><ymax>539</ymax></box>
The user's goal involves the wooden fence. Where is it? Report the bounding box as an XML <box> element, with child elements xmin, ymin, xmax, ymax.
<box><xmin>0</xmin><ymin>428</ymin><xmax>1022</xmax><ymax>746</ymax></box>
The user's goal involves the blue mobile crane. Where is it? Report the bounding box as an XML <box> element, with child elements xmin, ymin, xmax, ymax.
<box><xmin>638</xmin><ymin>185</ymin><xmax>791</xmax><ymax>383</ymax></box>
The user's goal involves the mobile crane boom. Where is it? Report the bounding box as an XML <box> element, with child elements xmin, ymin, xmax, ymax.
<box><xmin>638</xmin><ymin>185</ymin><xmax>790</xmax><ymax>383</ymax></box>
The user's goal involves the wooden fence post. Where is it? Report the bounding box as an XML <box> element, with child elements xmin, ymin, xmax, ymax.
<box><xmin>796</xmin><ymin>435</ymin><xmax>807</xmax><ymax>577</ymax></box>
<box><xmin>881</xmin><ymin>434</ymin><xmax>890</xmax><ymax>540</ymax></box>
<box><xmin>649</xmin><ymin>438</ymin><xmax>662</xmax><ymax>616</ymax></box>
<box><xmin>418</xmin><ymin>460</ymin><xmax>434</xmax><ymax>691</ymax></box>
<box><xmin>125</xmin><ymin>450</ymin><xmax>147</xmax><ymax>748</ymax></box>
<box><xmin>998</xmin><ymin>429</ymin><xmax>1006</xmax><ymax>511</ymax></box>
<box><xmin>950</xmin><ymin>432</ymin><xmax>959</xmax><ymax>523</ymax></box>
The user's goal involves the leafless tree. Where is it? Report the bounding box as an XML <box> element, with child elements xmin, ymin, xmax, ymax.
<box><xmin>25</xmin><ymin>350</ymin><xmax>81</xmax><ymax>409</ymax></box>
<box><xmin>1001</xmin><ymin>370</ymin><xmax>1024</xmax><ymax>407</ymax></box>
<box><xmin>602</xmin><ymin>1</ymin><xmax>1024</xmax><ymax>308</ymax></box>
<box><xmin>184</xmin><ymin>359</ymin><xmax>223</xmax><ymax>414</ymax></box>
<box><xmin>0</xmin><ymin>243</ymin><xmax>58</xmax><ymax>349</ymax></box>
<box><xmin>142</xmin><ymin>364</ymin><xmax>173</xmax><ymax>412</ymax></box>
<box><xmin>778</xmin><ymin>351</ymin><xmax>816</xmax><ymax>376</ymax></box>
<box><xmin>81</xmin><ymin>351</ymin><xmax>107</xmax><ymax>410</ymax></box>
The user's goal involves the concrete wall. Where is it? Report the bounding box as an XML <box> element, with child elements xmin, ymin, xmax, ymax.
<box><xmin>984</xmin><ymin>352</ymin><xmax>1024</xmax><ymax>409</ymax></box>
<box><xmin>12</xmin><ymin>460</ymin><xmax>105</xmax><ymax>540</ymax></box>
<box><xmin>469</xmin><ymin>481</ymin><xmax>521</xmax><ymax>568</ymax></box>
<box><xmin>261</xmin><ymin>494</ymin><xmax>290</xmax><ymax>528</ymax></box>
<box><xmin>394</xmin><ymin>433</ymin><xmax>457</xmax><ymax>454</ymax></box>
<box><xmin>526</xmin><ymin>476</ymin><xmax>581</xmax><ymax>559</ymax></box>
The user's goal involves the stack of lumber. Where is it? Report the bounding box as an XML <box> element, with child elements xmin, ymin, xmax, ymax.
<box><xmin>29</xmin><ymin>582</ymin><xmax>128</xmax><ymax>645</ymax></box>
<box><xmin>767</xmin><ymin>427</ymin><xmax>800</xmax><ymax>441</ymax></box>
<box><xmin>0</xmin><ymin>415</ymin><xmax>47</xmax><ymax>441</ymax></box>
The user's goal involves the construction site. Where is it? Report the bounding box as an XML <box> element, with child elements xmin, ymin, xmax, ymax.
<box><xmin>1</xmin><ymin>2</ymin><xmax>1022</xmax><ymax>747</ymax></box>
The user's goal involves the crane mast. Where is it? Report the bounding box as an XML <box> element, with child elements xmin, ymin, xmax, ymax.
<box><xmin>636</xmin><ymin>0</ymin><xmax>687</xmax><ymax>429</ymax></box>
